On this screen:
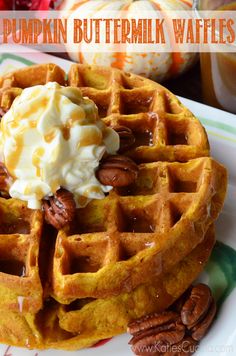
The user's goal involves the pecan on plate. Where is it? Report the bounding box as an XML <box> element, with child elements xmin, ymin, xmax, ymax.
<box><xmin>112</xmin><ymin>125</ymin><xmax>135</xmax><ymax>153</ymax></box>
<box><xmin>180</xmin><ymin>284</ymin><xmax>217</xmax><ymax>341</ymax></box>
<box><xmin>97</xmin><ymin>155</ymin><xmax>138</xmax><ymax>187</ymax></box>
<box><xmin>43</xmin><ymin>188</ymin><xmax>76</xmax><ymax>230</ymax></box>
<box><xmin>128</xmin><ymin>311</ymin><xmax>185</xmax><ymax>356</ymax></box>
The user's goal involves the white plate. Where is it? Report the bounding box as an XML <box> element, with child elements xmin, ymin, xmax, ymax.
<box><xmin>0</xmin><ymin>47</ymin><xmax>236</xmax><ymax>356</ymax></box>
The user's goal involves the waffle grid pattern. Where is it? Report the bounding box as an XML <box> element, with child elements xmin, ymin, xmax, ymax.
<box><xmin>0</xmin><ymin>63</ymin><xmax>66</xmax><ymax>111</ymax></box>
<box><xmin>0</xmin><ymin>63</ymin><xmax>227</xmax><ymax>350</ymax></box>
<box><xmin>68</xmin><ymin>64</ymin><xmax>209</xmax><ymax>163</ymax></box>
<box><xmin>52</xmin><ymin>157</ymin><xmax>225</xmax><ymax>303</ymax></box>
<box><xmin>0</xmin><ymin>198</ymin><xmax>43</xmax><ymax>313</ymax></box>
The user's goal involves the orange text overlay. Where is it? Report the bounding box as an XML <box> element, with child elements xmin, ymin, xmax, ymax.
<box><xmin>1</xmin><ymin>18</ymin><xmax>235</xmax><ymax>45</ymax></box>
<box><xmin>0</xmin><ymin>10</ymin><xmax>236</xmax><ymax>52</ymax></box>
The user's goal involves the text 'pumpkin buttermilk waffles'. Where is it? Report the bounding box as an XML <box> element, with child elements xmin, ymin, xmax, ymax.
<box><xmin>0</xmin><ymin>63</ymin><xmax>227</xmax><ymax>350</ymax></box>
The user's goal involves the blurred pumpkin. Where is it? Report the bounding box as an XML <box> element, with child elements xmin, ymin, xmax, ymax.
<box><xmin>1</xmin><ymin>0</ymin><xmax>52</xmax><ymax>9</ymax></box>
<box><xmin>61</xmin><ymin>0</ymin><xmax>197</xmax><ymax>82</ymax></box>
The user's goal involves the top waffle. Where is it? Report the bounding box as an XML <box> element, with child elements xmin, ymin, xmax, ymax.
<box><xmin>0</xmin><ymin>63</ymin><xmax>209</xmax><ymax>163</ymax></box>
<box><xmin>0</xmin><ymin>64</ymin><xmax>226</xmax><ymax>318</ymax></box>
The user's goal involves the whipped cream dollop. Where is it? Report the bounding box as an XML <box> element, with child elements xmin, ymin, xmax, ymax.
<box><xmin>0</xmin><ymin>82</ymin><xmax>119</xmax><ymax>209</ymax></box>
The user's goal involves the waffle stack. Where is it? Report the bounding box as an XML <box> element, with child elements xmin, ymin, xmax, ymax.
<box><xmin>0</xmin><ymin>64</ymin><xmax>227</xmax><ymax>350</ymax></box>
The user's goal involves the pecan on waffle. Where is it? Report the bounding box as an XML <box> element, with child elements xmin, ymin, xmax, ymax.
<box><xmin>0</xmin><ymin>63</ymin><xmax>227</xmax><ymax>351</ymax></box>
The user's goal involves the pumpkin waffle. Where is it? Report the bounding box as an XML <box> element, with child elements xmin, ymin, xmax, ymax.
<box><xmin>0</xmin><ymin>224</ymin><xmax>215</xmax><ymax>350</ymax></box>
<box><xmin>0</xmin><ymin>63</ymin><xmax>227</xmax><ymax>350</ymax></box>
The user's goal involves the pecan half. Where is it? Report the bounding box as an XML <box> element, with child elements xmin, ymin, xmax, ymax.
<box><xmin>190</xmin><ymin>298</ymin><xmax>216</xmax><ymax>341</ymax></box>
<box><xmin>97</xmin><ymin>155</ymin><xmax>138</xmax><ymax>187</ymax></box>
<box><xmin>181</xmin><ymin>284</ymin><xmax>212</xmax><ymax>328</ymax></box>
<box><xmin>180</xmin><ymin>284</ymin><xmax>217</xmax><ymax>341</ymax></box>
<box><xmin>112</xmin><ymin>125</ymin><xmax>135</xmax><ymax>153</ymax></box>
<box><xmin>43</xmin><ymin>188</ymin><xmax>76</xmax><ymax>230</ymax></box>
<box><xmin>128</xmin><ymin>311</ymin><xmax>185</xmax><ymax>356</ymax></box>
<box><xmin>0</xmin><ymin>162</ymin><xmax>12</xmax><ymax>197</ymax></box>
<box><xmin>0</xmin><ymin>107</ymin><xmax>6</xmax><ymax>118</ymax></box>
